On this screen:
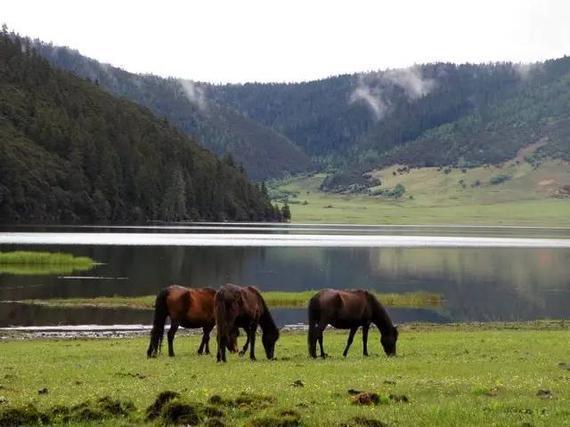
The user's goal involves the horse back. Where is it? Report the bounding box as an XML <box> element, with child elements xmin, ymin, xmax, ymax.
<box><xmin>316</xmin><ymin>289</ymin><xmax>372</xmax><ymax>327</ymax></box>
<box><xmin>166</xmin><ymin>285</ymin><xmax>216</xmax><ymax>326</ymax></box>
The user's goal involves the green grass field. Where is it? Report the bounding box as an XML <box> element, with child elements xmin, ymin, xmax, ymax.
<box><xmin>273</xmin><ymin>160</ymin><xmax>570</xmax><ymax>226</ymax></box>
<box><xmin>0</xmin><ymin>323</ymin><xmax>569</xmax><ymax>426</ymax></box>
<box><xmin>19</xmin><ymin>291</ymin><xmax>442</xmax><ymax>310</ymax></box>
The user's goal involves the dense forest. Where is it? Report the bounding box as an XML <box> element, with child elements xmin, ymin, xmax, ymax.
<box><xmin>33</xmin><ymin>42</ymin><xmax>311</xmax><ymax>181</ymax></box>
<box><xmin>0</xmin><ymin>30</ymin><xmax>283</xmax><ymax>224</ymax></box>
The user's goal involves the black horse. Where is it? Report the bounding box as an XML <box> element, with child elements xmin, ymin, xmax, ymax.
<box><xmin>308</xmin><ymin>289</ymin><xmax>398</xmax><ymax>358</ymax></box>
<box><xmin>215</xmin><ymin>283</ymin><xmax>280</xmax><ymax>362</ymax></box>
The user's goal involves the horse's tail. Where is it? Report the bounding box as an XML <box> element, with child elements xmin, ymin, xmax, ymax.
<box><xmin>307</xmin><ymin>294</ymin><xmax>320</xmax><ymax>358</ymax></box>
<box><xmin>147</xmin><ymin>288</ymin><xmax>169</xmax><ymax>358</ymax></box>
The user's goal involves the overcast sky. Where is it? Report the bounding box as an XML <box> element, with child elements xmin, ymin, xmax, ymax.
<box><xmin>3</xmin><ymin>0</ymin><xmax>570</xmax><ymax>83</ymax></box>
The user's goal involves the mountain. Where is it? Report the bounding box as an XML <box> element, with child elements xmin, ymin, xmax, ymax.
<box><xmin>33</xmin><ymin>42</ymin><xmax>312</xmax><ymax>181</ymax></box>
<box><xmin>28</xmin><ymin>33</ymin><xmax>570</xmax><ymax>190</ymax></box>
<box><xmin>206</xmin><ymin>59</ymin><xmax>570</xmax><ymax>184</ymax></box>
<box><xmin>0</xmin><ymin>30</ymin><xmax>281</xmax><ymax>224</ymax></box>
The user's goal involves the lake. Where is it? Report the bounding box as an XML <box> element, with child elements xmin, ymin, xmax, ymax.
<box><xmin>1</xmin><ymin>223</ymin><xmax>570</xmax><ymax>328</ymax></box>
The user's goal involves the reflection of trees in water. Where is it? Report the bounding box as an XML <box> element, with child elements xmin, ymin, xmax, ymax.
<box><xmin>2</xmin><ymin>244</ymin><xmax>569</xmax><ymax>322</ymax></box>
<box><xmin>369</xmin><ymin>248</ymin><xmax>570</xmax><ymax>321</ymax></box>
<box><xmin>95</xmin><ymin>246</ymin><xmax>268</xmax><ymax>295</ymax></box>
<box><xmin>0</xmin><ymin>302</ymin><xmax>149</xmax><ymax>327</ymax></box>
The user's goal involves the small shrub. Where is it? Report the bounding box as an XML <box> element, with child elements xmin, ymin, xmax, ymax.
<box><xmin>160</xmin><ymin>401</ymin><xmax>202</xmax><ymax>425</ymax></box>
<box><xmin>489</xmin><ymin>174</ymin><xmax>511</xmax><ymax>185</ymax></box>
<box><xmin>146</xmin><ymin>391</ymin><xmax>180</xmax><ymax>420</ymax></box>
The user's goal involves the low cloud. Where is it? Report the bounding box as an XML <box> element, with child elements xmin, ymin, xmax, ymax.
<box><xmin>513</xmin><ymin>62</ymin><xmax>541</xmax><ymax>80</ymax></box>
<box><xmin>350</xmin><ymin>66</ymin><xmax>435</xmax><ymax>120</ymax></box>
<box><xmin>384</xmin><ymin>67</ymin><xmax>435</xmax><ymax>99</ymax></box>
<box><xmin>349</xmin><ymin>82</ymin><xmax>388</xmax><ymax>120</ymax></box>
<box><xmin>179</xmin><ymin>79</ymin><xmax>208</xmax><ymax>111</ymax></box>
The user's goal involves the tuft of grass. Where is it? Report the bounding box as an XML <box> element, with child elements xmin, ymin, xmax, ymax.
<box><xmin>0</xmin><ymin>251</ymin><xmax>97</xmax><ymax>276</ymax></box>
<box><xmin>0</xmin><ymin>396</ymin><xmax>135</xmax><ymax>425</ymax></box>
<box><xmin>20</xmin><ymin>291</ymin><xmax>443</xmax><ymax>310</ymax></box>
<box><xmin>262</xmin><ymin>291</ymin><xmax>443</xmax><ymax>308</ymax></box>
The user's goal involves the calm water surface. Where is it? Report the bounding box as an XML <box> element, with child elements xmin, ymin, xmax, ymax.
<box><xmin>1</xmin><ymin>223</ymin><xmax>569</xmax><ymax>327</ymax></box>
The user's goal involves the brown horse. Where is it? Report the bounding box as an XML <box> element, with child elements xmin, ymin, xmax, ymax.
<box><xmin>146</xmin><ymin>285</ymin><xmax>238</xmax><ymax>358</ymax></box>
<box><xmin>215</xmin><ymin>283</ymin><xmax>280</xmax><ymax>362</ymax></box>
<box><xmin>308</xmin><ymin>289</ymin><xmax>398</xmax><ymax>358</ymax></box>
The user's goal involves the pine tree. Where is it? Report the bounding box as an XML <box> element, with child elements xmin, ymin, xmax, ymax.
<box><xmin>281</xmin><ymin>203</ymin><xmax>291</xmax><ymax>222</ymax></box>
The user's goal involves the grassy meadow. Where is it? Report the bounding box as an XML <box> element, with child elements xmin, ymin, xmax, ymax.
<box><xmin>0</xmin><ymin>251</ymin><xmax>97</xmax><ymax>276</ymax></box>
<box><xmin>0</xmin><ymin>323</ymin><xmax>569</xmax><ymax>426</ymax></box>
<box><xmin>272</xmin><ymin>160</ymin><xmax>570</xmax><ymax>226</ymax></box>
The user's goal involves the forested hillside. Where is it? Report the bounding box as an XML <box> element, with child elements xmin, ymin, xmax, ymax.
<box><xmin>33</xmin><ymin>42</ymin><xmax>311</xmax><ymax>180</ymax></box>
<box><xmin>207</xmin><ymin>59</ymin><xmax>570</xmax><ymax>181</ymax></box>
<box><xmin>0</xmin><ymin>31</ymin><xmax>280</xmax><ymax>224</ymax></box>
<box><xmin>21</xmin><ymin>33</ymin><xmax>570</xmax><ymax>190</ymax></box>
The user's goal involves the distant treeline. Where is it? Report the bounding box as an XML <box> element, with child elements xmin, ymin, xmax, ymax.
<box><xmin>0</xmin><ymin>30</ymin><xmax>284</xmax><ymax>224</ymax></box>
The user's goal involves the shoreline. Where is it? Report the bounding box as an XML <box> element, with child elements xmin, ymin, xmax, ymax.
<box><xmin>1</xmin><ymin>320</ymin><xmax>567</xmax><ymax>341</ymax></box>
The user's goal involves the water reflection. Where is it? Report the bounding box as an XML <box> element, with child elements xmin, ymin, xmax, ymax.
<box><xmin>0</xmin><ymin>303</ymin><xmax>449</xmax><ymax>328</ymax></box>
<box><xmin>1</xmin><ymin>225</ymin><xmax>569</xmax><ymax>325</ymax></box>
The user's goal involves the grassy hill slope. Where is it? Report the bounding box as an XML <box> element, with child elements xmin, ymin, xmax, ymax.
<box><xmin>272</xmin><ymin>159</ymin><xmax>570</xmax><ymax>226</ymax></box>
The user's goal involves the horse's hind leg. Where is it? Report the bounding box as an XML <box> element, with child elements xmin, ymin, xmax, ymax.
<box><xmin>362</xmin><ymin>323</ymin><xmax>370</xmax><ymax>356</ymax></box>
<box><xmin>216</xmin><ymin>333</ymin><xmax>227</xmax><ymax>362</ymax></box>
<box><xmin>167</xmin><ymin>321</ymin><xmax>179</xmax><ymax>357</ymax></box>
<box><xmin>342</xmin><ymin>327</ymin><xmax>358</xmax><ymax>358</ymax></box>
<box><xmin>317</xmin><ymin>323</ymin><xmax>327</xmax><ymax>358</ymax></box>
<box><xmin>247</xmin><ymin>324</ymin><xmax>257</xmax><ymax>361</ymax></box>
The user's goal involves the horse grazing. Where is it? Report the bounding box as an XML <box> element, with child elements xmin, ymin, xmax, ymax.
<box><xmin>215</xmin><ymin>283</ymin><xmax>280</xmax><ymax>362</ymax></box>
<box><xmin>308</xmin><ymin>289</ymin><xmax>398</xmax><ymax>358</ymax></box>
<box><xmin>146</xmin><ymin>285</ymin><xmax>238</xmax><ymax>358</ymax></box>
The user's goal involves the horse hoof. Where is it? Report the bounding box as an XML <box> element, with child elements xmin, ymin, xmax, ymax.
<box><xmin>239</xmin><ymin>351</ymin><xmax>246</xmax><ymax>357</ymax></box>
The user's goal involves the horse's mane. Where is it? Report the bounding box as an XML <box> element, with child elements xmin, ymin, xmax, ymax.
<box><xmin>365</xmin><ymin>291</ymin><xmax>395</xmax><ymax>334</ymax></box>
<box><xmin>248</xmin><ymin>286</ymin><xmax>278</xmax><ymax>335</ymax></box>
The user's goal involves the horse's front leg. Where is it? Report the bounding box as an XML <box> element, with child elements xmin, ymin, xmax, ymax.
<box><xmin>248</xmin><ymin>324</ymin><xmax>257</xmax><ymax>361</ymax></box>
<box><xmin>239</xmin><ymin>333</ymin><xmax>250</xmax><ymax>357</ymax></box>
<box><xmin>362</xmin><ymin>323</ymin><xmax>370</xmax><ymax>356</ymax></box>
<box><xmin>199</xmin><ymin>325</ymin><xmax>212</xmax><ymax>355</ymax></box>
<box><xmin>342</xmin><ymin>327</ymin><xmax>358</xmax><ymax>357</ymax></box>
<box><xmin>167</xmin><ymin>321</ymin><xmax>179</xmax><ymax>357</ymax></box>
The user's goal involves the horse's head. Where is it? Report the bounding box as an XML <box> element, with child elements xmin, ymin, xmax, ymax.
<box><xmin>227</xmin><ymin>327</ymin><xmax>240</xmax><ymax>353</ymax></box>
<box><xmin>380</xmin><ymin>325</ymin><xmax>399</xmax><ymax>357</ymax></box>
<box><xmin>262</xmin><ymin>327</ymin><xmax>280</xmax><ymax>360</ymax></box>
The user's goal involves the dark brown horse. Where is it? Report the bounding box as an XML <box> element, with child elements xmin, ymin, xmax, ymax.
<box><xmin>308</xmin><ymin>289</ymin><xmax>398</xmax><ymax>358</ymax></box>
<box><xmin>146</xmin><ymin>285</ymin><xmax>238</xmax><ymax>358</ymax></box>
<box><xmin>215</xmin><ymin>283</ymin><xmax>280</xmax><ymax>362</ymax></box>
